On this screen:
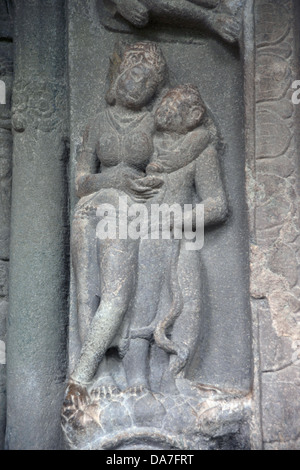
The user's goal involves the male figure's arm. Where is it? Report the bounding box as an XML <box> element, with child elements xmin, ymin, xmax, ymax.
<box><xmin>194</xmin><ymin>144</ymin><xmax>228</xmax><ymax>226</ymax></box>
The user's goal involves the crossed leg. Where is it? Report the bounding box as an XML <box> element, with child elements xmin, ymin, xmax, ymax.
<box><xmin>71</xmin><ymin>236</ymin><xmax>139</xmax><ymax>385</ymax></box>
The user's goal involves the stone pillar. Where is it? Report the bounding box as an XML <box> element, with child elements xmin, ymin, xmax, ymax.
<box><xmin>0</xmin><ymin>0</ymin><xmax>13</xmax><ymax>450</ymax></box>
<box><xmin>247</xmin><ymin>0</ymin><xmax>300</xmax><ymax>450</ymax></box>
<box><xmin>6</xmin><ymin>0</ymin><xmax>69</xmax><ymax>450</ymax></box>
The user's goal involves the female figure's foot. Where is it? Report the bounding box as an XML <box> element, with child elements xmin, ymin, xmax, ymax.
<box><xmin>90</xmin><ymin>385</ymin><xmax>120</xmax><ymax>401</ymax></box>
<box><xmin>125</xmin><ymin>384</ymin><xmax>149</xmax><ymax>396</ymax></box>
<box><xmin>64</xmin><ymin>379</ymin><xmax>90</xmax><ymax>408</ymax></box>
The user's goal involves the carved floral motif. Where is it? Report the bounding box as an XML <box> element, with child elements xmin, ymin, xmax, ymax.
<box><xmin>12</xmin><ymin>79</ymin><xmax>66</xmax><ymax>133</ymax></box>
<box><xmin>249</xmin><ymin>0</ymin><xmax>300</xmax><ymax>448</ymax></box>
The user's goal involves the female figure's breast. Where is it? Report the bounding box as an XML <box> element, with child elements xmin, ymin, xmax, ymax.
<box><xmin>97</xmin><ymin>114</ymin><xmax>154</xmax><ymax>171</ymax></box>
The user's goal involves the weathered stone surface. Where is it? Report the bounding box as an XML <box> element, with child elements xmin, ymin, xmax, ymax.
<box><xmin>0</xmin><ymin>300</ymin><xmax>7</xmax><ymax>450</ymax></box>
<box><xmin>246</xmin><ymin>0</ymin><xmax>300</xmax><ymax>450</ymax></box>
<box><xmin>0</xmin><ymin>129</ymin><xmax>12</xmax><ymax>260</ymax></box>
<box><xmin>264</xmin><ymin>439</ymin><xmax>300</xmax><ymax>450</ymax></box>
<box><xmin>255</xmin><ymin>1</ymin><xmax>290</xmax><ymax>47</ymax></box>
<box><xmin>261</xmin><ymin>365</ymin><xmax>300</xmax><ymax>443</ymax></box>
<box><xmin>0</xmin><ymin>261</ymin><xmax>8</xmax><ymax>298</ymax></box>
<box><xmin>256</xmin><ymin>109</ymin><xmax>292</xmax><ymax>159</ymax></box>
<box><xmin>68</xmin><ymin>2</ymin><xmax>251</xmax><ymax>400</ymax></box>
<box><xmin>1</xmin><ymin>0</ymin><xmax>299</xmax><ymax>452</ymax></box>
<box><xmin>6</xmin><ymin>0</ymin><xmax>69</xmax><ymax>450</ymax></box>
<box><xmin>269</xmin><ymin>243</ymin><xmax>298</xmax><ymax>288</ymax></box>
<box><xmin>258</xmin><ymin>303</ymin><xmax>294</xmax><ymax>372</ymax></box>
<box><xmin>64</xmin><ymin>1</ymin><xmax>252</xmax><ymax>450</ymax></box>
<box><xmin>0</xmin><ymin>300</ymin><xmax>7</xmax><ymax>341</ymax></box>
<box><xmin>62</xmin><ymin>383</ymin><xmax>251</xmax><ymax>450</ymax></box>
<box><xmin>95</xmin><ymin>0</ymin><xmax>245</xmax><ymax>44</ymax></box>
<box><xmin>0</xmin><ymin>3</ymin><xmax>13</xmax><ymax>449</ymax></box>
<box><xmin>256</xmin><ymin>54</ymin><xmax>291</xmax><ymax>102</ymax></box>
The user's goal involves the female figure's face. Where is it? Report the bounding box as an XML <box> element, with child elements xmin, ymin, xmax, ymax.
<box><xmin>115</xmin><ymin>63</ymin><xmax>158</xmax><ymax>110</ymax></box>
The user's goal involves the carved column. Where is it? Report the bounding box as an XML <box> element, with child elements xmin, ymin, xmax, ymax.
<box><xmin>246</xmin><ymin>0</ymin><xmax>300</xmax><ymax>450</ymax></box>
<box><xmin>0</xmin><ymin>0</ymin><xmax>13</xmax><ymax>450</ymax></box>
<box><xmin>6</xmin><ymin>0</ymin><xmax>69</xmax><ymax>449</ymax></box>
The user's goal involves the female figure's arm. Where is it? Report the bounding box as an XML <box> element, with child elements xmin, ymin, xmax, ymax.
<box><xmin>75</xmin><ymin>122</ymin><xmax>102</xmax><ymax>199</ymax></box>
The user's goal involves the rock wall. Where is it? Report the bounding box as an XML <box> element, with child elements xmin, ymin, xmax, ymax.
<box><xmin>246</xmin><ymin>0</ymin><xmax>300</xmax><ymax>450</ymax></box>
<box><xmin>0</xmin><ymin>0</ymin><xmax>13</xmax><ymax>450</ymax></box>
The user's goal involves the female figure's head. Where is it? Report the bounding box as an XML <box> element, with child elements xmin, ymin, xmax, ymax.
<box><xmin>108</xmin><ymin>42</ymin><xmax>167</xmax><ymax>110</ymax></box>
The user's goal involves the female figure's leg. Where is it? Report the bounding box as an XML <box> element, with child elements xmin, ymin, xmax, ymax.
<box><xmin>71</xmin><ymin>236</ymin><xmax>139</xmax><ymax>385</ymax></box>
<box><xmin>72</xmin><ymin>214</ymin><xmax>100</xmax><ymax>346</ymax></box>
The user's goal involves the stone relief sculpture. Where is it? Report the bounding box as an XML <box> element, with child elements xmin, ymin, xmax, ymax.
<box><xmin>69</xmin><ymin>42</ymin><xmax>168</xmax><ymax>393</ymax></box>
<box><xmin>98</xmin><ymin>0</ymin><xmax>245</xmax><ymax>44</ymax></box>
<box><xmin>123</xmin><ymin>84</ymin><xmax>228</xmax><ymax>392</ymax></box>
<box><xmin>61</xmin><ymin>41</ymin><xmax>251</xmax><ymax>451</ymax></box>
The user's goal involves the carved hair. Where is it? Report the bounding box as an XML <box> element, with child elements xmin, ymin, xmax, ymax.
<box><xmin>120</xmin><ymin>41</ymin><xmax>167</xmax><ymax>86</ymax></box>
<box><xmin>162</xmin><ymin>84</ymin><xmax>206</xmax><ymax>113</ymax></box>
<box><xmin>163</xmin><ymin>84</ymin><xmax>220</xmax><ymax>147</ymax></box>
<box><xmin>106</xmin><ymin>41</ymin><xmax>167</xmax><ymax>104</ymax></box>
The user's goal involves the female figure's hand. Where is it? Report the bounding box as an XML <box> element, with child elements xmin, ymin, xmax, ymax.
<box><xmin>127</xmin><ymin>174</ymin><xmax>164</xmax><ymax>202</ymax></box>
<box><xmin>76</xmin><ymin>164</ymin><xmax>144</xmax><ymax>199</ymax></box>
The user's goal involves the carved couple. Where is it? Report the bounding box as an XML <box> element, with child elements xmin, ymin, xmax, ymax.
<box><xmin>69</xmin><ymin>42</ymin><xmax>228</xmax><ymax>398</ymax></box>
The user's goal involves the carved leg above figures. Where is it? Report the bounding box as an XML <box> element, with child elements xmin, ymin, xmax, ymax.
<box><xmin>113</xmin><ymin>0</ymin><xmax>149</xmax><ymax>27</ymax></box>
<box><xmin>205</xmin><ymin>11</ymin><xmax>242</xmax><ymax>44</ymax></box>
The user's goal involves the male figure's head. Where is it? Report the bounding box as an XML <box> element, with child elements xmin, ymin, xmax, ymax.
<box><xmin>155</xmin><ymin>84</ymin><xmax>206</xmax><ymax>134</ymax></box>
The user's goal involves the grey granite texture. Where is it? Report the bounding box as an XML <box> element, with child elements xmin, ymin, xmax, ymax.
<box><xmin>1</xmin><ymin>0</ymin><xmax>299</xmax><ymax>450</ymax></box>
<box><xmin>245</xmin><ymin>0</ymin><xmax>300</xmax><ymax>450</ymax></box>
<box><xmin>0</xmin><ymin>0</ymin><xmax>13</xmax><ymax>450</ymax></box>
<box><xmin>5</xmin><ymin>0</ymin><xmax>69</xmax><ymax>450</ymax></box>
<box><xmin>63</xmin><ymin>1</ymin><xmax>252</xmax><ymax>450</ymax></box>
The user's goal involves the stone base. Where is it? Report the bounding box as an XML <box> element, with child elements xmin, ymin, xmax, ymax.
<box><xmin>62</xmin><ymin>380</ymin><xmax>251</xmax><ymax>450</ymax></box>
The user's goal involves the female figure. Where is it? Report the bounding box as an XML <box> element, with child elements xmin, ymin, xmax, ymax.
<box><xmin>69</xmin><ymin>42</ymin><xmax>167</xmax><ymax>392</ymax></box>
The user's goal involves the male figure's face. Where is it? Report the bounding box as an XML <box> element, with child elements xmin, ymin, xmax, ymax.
<box><xmin>155</xmin><ymin>93</ymin><xmax>204</xmax><ymax>134</ymax></box>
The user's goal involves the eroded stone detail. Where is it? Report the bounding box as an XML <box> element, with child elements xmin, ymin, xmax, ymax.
<box><xmin>62</xmin><ymin>383</ymin><xmax>250</xmax><ymax>450</ymax></box>
<box><xmin>248</xmin><ymin>0</ymin><xmax>300</xmax><ymax>448</ymax></box>
<box><xmin>0</xmin><ymin>6</ymin><xmax>13</xmax><ymax>447</ymax></box>
<box><xmin>94</xmin><ymin>0</ymin><xmax>245</xmax><ymax>44</ymax></box>
<box><xmin>62</xmin><ymin>40</ymin><xmax>251</xmax><ymax>450</ymax></box>
<box><xmin>12</xmin><ymin>79</ymin><xmax>67</xmax><ymax>133</ymax></box>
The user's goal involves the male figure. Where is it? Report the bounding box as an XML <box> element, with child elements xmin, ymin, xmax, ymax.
<box><xmin>123</xmin><ymin>84</ymin><xmax>228</xmax><ymax>391</ymax></box>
